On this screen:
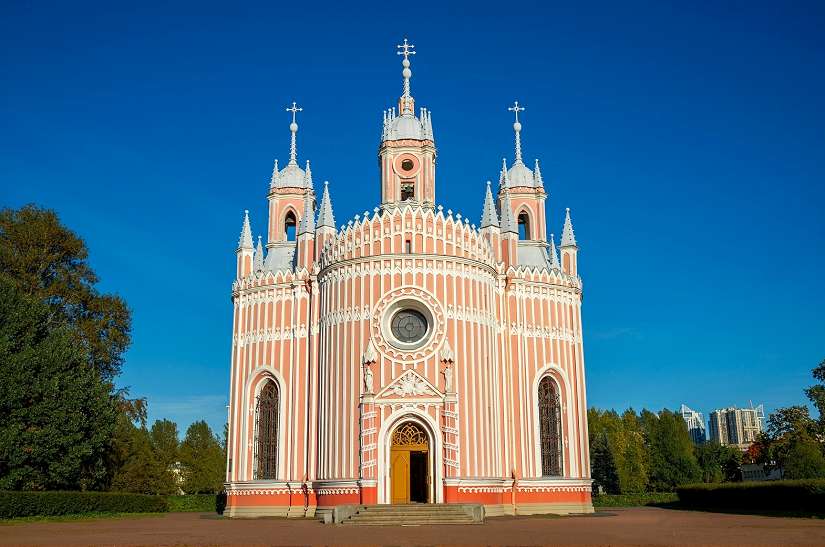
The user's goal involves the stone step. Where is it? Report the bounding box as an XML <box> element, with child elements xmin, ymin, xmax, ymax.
<box><xmin>339</xmin><ymin>503</ymin><xmax>483</xmax><ymax>526</ymax></box>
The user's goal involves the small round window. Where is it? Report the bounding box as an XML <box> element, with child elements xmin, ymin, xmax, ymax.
<box><xmin>390</xmin><ymin>309</ymin><xmax>428</xmax><ymax>344</ymax></box>
<box><xmin>401</xmin><ymin>159</ymin><xmax>414</xmax><ymax>172</ymax></box>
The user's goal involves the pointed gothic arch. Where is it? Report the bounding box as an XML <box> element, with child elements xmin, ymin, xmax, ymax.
<box><xmin>538</xmin><ymin>376</ymin><xmax>563</xmax><ymax>476</ymax></box>
<box><xmin>254</xmin><ymin>379</ymin><xmax>280</xmax><ymax>480</ymax></box>
<box><xmin>518</xmin><ymin>210</ymin><xmax>532</xmax><ymax>240</ymax></box>
<box><xmin>283</xmin><ymin>210</ymin><xmax>297</xmax><ymax>241</ymax></box>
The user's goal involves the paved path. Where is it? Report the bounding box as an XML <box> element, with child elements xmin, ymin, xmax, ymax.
<box><xmin>2</xmin><ymin>507</ymin><xmax>824</xmax><ymax>546</ymax></box>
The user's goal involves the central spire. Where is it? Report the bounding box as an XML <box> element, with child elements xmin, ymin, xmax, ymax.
<box><xmin>397</xmin><ymin>38</ymin><xmax>416</xmax><ymax>114</ymax></box>
<box><xmin>285</xmin><ymin>101</ymin><xmax>302</xmax><ymax>165</ymax></box>
<box><xmin>508</xmin><ymin>100</ymin><xmax>525</xmax><ymax>163</ymax></box>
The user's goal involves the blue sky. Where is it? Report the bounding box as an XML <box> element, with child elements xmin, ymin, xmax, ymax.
<box><xmin>2</xmin><ymin>2</ymin><xmax>823</xmax><ymax>436</ymax></box>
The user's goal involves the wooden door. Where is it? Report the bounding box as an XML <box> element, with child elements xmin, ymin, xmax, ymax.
<box><xmin>390</xmin><ymin>448</ymin><xmax>410</xmax><ymax>504</ymax></box>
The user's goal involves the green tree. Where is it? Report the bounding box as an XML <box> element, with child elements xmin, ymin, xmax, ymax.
<box><xmin>783</xmin><ymin>436</ymin><xmax>825</xmax><ymax>479</ymax></box>
<box><xmin>0</xmin><ymin>280</ymin><xmax>117</xmax><ymax>490</ymax></box>
<box><xmin>111</xmin><ymin>425</ymin><xmax>175</xmax><ymax>494</ymax></box>
<box><xmin>804</xmin><ymin>358</ymin><xmax>825</xmax><ymax>430</ymax></box>
<box><xmin>590</xmin><ymin>431</ymin><xmax>620</xmax><ymax>494</ymax></box>
<box><xmin>150</xmin><ymin>419</ymin><xmax>180</xmax><ymax>470</ymax></box>
<box><xmin>180</xmin><ymin>421</ymin><xmax>225</xmax><ymax>494</ymax></box>
<box><xmin>762</xmin><ymin>406</ymin><xmax>825</xmax><ymax>479</ymax></box>
<box><xmin>646</xmin><ymin>409</ymin><xmax>701</xmax><ymax>491</ymax></box>
<box><xmin>616</xmin><ymin>409</ymin><xmax>649</xmax><ymax>493</ymax></box>
<box><xmin>695</xmin><ymin>441</ymin><xmax>742</xmax><ymax>483</ymax></box>
<box><xmin>0</xmin><ymin>205</ymin><xmax>130</xmax><ymax>380</ymax></box>
<box><xmin>588</xmin><ymin>408</ymin><xmax>648</xmax><ymax>494</ymax></box>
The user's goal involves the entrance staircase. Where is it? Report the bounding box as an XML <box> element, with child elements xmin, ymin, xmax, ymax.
<box><xmin>337</xmin><ymin>503</ymin><xmax>483</xmax><ymax>525</ymax></box>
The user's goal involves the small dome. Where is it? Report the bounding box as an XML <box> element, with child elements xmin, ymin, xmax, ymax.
<box><xmin>386</xmin><ymin>113</ymin><xmax>425</xmax><ymax>141</ymax></box>
<box><xmin>507</xmin><ymin>160</ymin><xmax>534</xmax><ymax>188</ymax></box>
<box><xmin>278</xmin><ymin>162</ymin><xmax>306</xmax><ymax>188</ymax></box>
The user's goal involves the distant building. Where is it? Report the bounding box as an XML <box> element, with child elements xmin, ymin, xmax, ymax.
<box><xmin>680</xmin><ymin>404</ymin><xmax>706</xmax><ymax>444</ymax></box>
<box><xmin>741</xmin><ymin>463</ymin><xmax>782</xmax><ymax>482</ymax></box>
<box><xmin>708</xmin><ymin>405</ymin><xmax>764</xmax><ymax>449</ymax></box>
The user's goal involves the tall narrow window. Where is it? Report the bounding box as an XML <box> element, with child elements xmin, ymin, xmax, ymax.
<box><xmin>284</xmin><ymin>211</ymin><xmax>297</xmax><ymax>241</ymax></box>
<box><xmin>518</xmin><ymin>211</ymin><xmax>531</xmax><ymax>240</ymax></box>
<box><xmin>401</xmin><ymin>182</ymin><xmax>415</xmax><ymax>201</ymax></box>
<box><xmin>254</xmin><ymin>380</ymin><xmax>279</xmax><ymax>480</ymax></box>
<box><xmin>405</xmin><ymin>239</ymin><xmax>412</xmax><ymax>253</ymax></box>
<box><xmin>538</xmin><ymin>376</ymin><xmax>562</xmax><ymax>476</ymax></box>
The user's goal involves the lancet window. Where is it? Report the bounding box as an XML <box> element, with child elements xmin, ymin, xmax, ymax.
<box><xmin>518</xmin><ymin>211</ymin><xmax>531</xmax><ymax>240</ymax></box>
<box><xmin>284</xmin><ymin>211</ymin><xmax>297</xmax><ymax>240</ymax></box>
<box><xmin>538</xmin><ymin>376</ymin><xmax>563</xmax><ymax>476</ymax></box>
<box><xmin>254</xmin><ymin>380</ymin><xmax>279</xmax><ymax>480</ymax></box>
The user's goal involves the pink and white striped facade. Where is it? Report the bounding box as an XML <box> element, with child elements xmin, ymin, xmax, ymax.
<box><xmin>224</xmin><ymin>43</ymin><xmax>592</xmax><ymax>518</ymax></box>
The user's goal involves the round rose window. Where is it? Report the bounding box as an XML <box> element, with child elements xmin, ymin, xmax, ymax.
<box><xmin>390</xmin><ymin>309</ymin><xmax>428</xmax><ymax>344</ymax></box>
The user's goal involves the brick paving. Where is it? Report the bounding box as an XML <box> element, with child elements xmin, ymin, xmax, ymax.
<box><xmin>2</xmin><ymin>507</ymin><xmax>824</xmax><ymax>546</ymax></box>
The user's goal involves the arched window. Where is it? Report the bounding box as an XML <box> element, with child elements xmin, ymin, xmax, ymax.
<box><xmin>518</xmin><ymin>211</ymin><xmax>531</xmax><ymax>240</ymax></box>
<box><xmin>538</xmin><ymin>376</ymin><xmax>563</xmax><ymax>476</ymax></box>
<box><xmin>254</xmin><ymin>380</ymin><xmax>279</xmax><ymax>480</ymax></box>
<box><xmin>284</xmin><ymin>211</ymin><xmax>297</xmax><ymax>241</ymax></box>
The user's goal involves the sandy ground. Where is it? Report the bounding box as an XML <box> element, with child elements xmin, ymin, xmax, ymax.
<box><xmin>2</xmin><ymin>507</ymin><xmax>824</xmax><ymax>546</ymax></box>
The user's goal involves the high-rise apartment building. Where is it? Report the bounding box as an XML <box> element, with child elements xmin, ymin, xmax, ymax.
<box><xmin>680</xmin><ymin>404</ymin><xmax>706</xmax><ymax>444</ymax></box>
<box><xmin>708</xmin><ymin>405</ymin><xmax>764</xmax><ymax>449</ymax></box>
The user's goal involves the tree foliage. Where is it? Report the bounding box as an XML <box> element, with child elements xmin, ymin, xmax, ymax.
<box><xmin>180</xmin><ymin>421</ymin><xmax>224</xmax><ymax>494</ymax></box>
<box><xmin>0</xmin><ymin>280</ymin><xmax>117</xmax><ymax>490</ymax></box>
<box><xmin>111</xmin><ymin>424</ymin><xmax>176</xmax><ymax>495</ymax></box>
<box><xmin>0</xmin><ymin>205</ymin><xmax>130</xmax><ymax>380</ymax></box>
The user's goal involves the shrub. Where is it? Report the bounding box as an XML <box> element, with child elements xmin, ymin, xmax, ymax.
<box><xmin>0</xmin><ymin>491</ymin><xmax>168</xmax><ymax>518</ymax></box>
<box><xmin>676</xmin><ymin>480</ymin><xmax>825</xmax><ymax>512</ymax></box>
<box><xmin>593</xmin><ymin>492</ymin><xmax>678</xmax><ymax>507</ymax></box>
<box><xmin>165</xmin><ymin>495</ymin><xmax>215</xmax><ymax>512</ymax></box>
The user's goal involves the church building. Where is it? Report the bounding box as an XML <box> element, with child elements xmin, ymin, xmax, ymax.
<box><xmin>224</xmin><ymin>40</ymin><xmax>593</xmax><ymax>518</ymax></box>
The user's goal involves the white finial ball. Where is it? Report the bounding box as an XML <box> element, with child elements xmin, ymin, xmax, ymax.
<box><xmin>513</xmin><ymin>121</ymin><xmax>522</xmax><ymax>132</ymax></box>
<box><xmin>402</xmin><ymin>58</ymin><xmax>410</xmax><ymax>68</ymax></box>
<box><xmin>290</xmin><ymin>122</ymin><xmax>298</xmax><ymax>132</ymax></box>
<box><xmin>402</xmin><ymin>67</ymin><xmax>412</xmax><ymax>79</ymax></box>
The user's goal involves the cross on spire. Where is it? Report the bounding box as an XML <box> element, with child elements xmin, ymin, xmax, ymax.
<box><xmin>508</xmin><ymin>100</ymin><xmax>526</xmax><ymax>162</ymax></box>
<box><xmin>508</xmin><ymin>100</ymin><xmax>525</xmax><ymax>123</ymax></box>
<box><xmin>285</xmin><ymin>101</ymin><xmax>302</xmax><ymax>164</ymax></box>
<box><xmin>396</xmin><ymin>38</ymin><xmax>417</xmax><ymax>110</ymax></box>
<box><xmin>286</xmin><ymin>101</ymin><xmax>302</xmax><ymax>124</ymax></box>
<box><xmin>397</xmin><ymin>38</ymin><xmax>416</xmax><ymax>60</ymax></box>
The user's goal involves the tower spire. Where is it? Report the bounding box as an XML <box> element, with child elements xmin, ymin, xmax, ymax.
<box><xmin>397</xmin><ymin>38</ymin><xmax>416</xmax><ymax>114</ymax></box>
<box><xmin>317</xmin><ymin>181</ymin><xmax>336</xmax><ymax>228</ymax></box>
<box><xmin>481</xmin><ymin>180</ymin><xmax>500</xmax><ymax>228</ymax></box>
<box><xmin>254</xmin><ymin>235</ymin><xmax>264</xmax><ymax>271</ymax></box>
<box><xmin>561</xmin><ymin>207</ymin><xmax>577</xmax><ymax>247</ymax></box>
<box><xmin>285</xmin><ymin>101</ymin><xmax>303</xmax><ymax>165</ymax></box>
<box><xmin>549</xmin><ymin>233</ymin><xmax>561</xmax><ymax>269</ymax></box>
<box><xmin>298</xmin><ymin>192</ymin><xmax>315</xmax><ymax>235</ymax></box>
<box><xmin>508</xmin><ymin>100</ymin><xmax>525</xmax><ymax>163</ymax></box>
<box><xmin>500</xmin><ymin>190</ymin><xmax>518</xmax><ymax>234</ymax></box>
<box><xmin>238</xmin><ymin>209</ymin><xmax>253</xmax><ymax>250</ymax></box>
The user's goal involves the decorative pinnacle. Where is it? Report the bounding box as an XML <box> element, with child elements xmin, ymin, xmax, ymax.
<box><xmin>549</xmin><ymin>233</ymin><xmax>561</xmax><ymax>269</ymax></box>
<box><xmin>481</xmin><ymin>180</ymin><xmax>500</xmax><ymax>228</ymax></box>
<box><xmin>397</xmin><ymin>38</ymin><xmax>416</xmax><ymax>111</ymax></box>
<box><xmin>317</xmin><ymin>181</ymin><xmax>336</xmax><ymax>229</ymax></box>
<box><xmin>508</xmin><ymin>100</ymin><xmax>525</xmax><ymax>162</ymax></box>
<box><xmin>285</xmin><ymin>101</ymin><xmax>302</xmax><ymax>165</ymax></box>
<box><xmin>238</xmin><ymin>209</ymin><xmax>253</xmax><ymax>250</ymax></box>
<box><xmin>561</xmin><ymin>207</ymin><xmax>577</xmax><ymax>247</ymax></box>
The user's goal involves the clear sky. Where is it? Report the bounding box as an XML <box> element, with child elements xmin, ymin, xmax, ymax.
<box><xmin>2</xmin><ymin>2</ymin><xmax>824</xmax><ymax>436</ymax></box>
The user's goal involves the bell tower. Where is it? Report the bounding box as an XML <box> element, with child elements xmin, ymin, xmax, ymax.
<box><xmin>379</xmin><ymin>38</ymin><xmax>436</xmax><ymax>209</ymax></box>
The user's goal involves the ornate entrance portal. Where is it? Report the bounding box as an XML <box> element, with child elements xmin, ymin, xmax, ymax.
<box><xmin>390</xmin><ymin>422</ymin><xmax>429</xmax><ymax>503</ymax></box>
